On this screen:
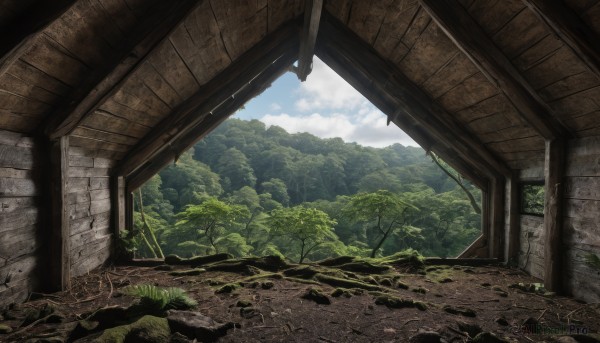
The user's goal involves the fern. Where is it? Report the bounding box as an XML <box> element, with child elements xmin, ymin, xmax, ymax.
<box><xmin>123</xmin><ymin>285</ymin><xmax>197</xmax><ymax>312</ymax></box>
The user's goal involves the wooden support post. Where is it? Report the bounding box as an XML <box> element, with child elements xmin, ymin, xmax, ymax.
<box><xmin>506</xmin><ymin>170</ymin><xmax>521</xmax><ymax>265</ymax></box>
<box><xmin>48</xmin><ymin>136</ymin><xmax>70</xmax><ymax>291</ymax></box>
<box><xmin>126</xmin><ymin>192</ymin><xmax>134</xmax><ymax>232</ymax></box>
<box><xmin>523</xmin><ymin>0</ymin><xmax>600</xmax><ymax>79</ymax></box>
<box><xmin>111</xmin><ymin>175</ymin><xmax>125</xmax><ymax>233</ymax></box>
<box><xmin>297</xmin><ymin>0</ymin><xmax>323</xmax><ymax>81</ymax></box>
<box><xmin>489</xmin><ymin>177</ymin><xmax>505</xmax><ymax>259</ymax></box>
<box><xmin>544</xmin><ymin>138</ymin><xmax>565</xmax><ymax>293</ymax></box>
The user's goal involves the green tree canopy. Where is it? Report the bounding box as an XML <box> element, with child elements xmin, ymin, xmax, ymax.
<box><xmin>267</xmin><ymin>206</ymin><xmax>338</xmax><ymax>263</ymax></box>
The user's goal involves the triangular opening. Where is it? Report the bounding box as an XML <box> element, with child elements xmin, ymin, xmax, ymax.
<box><xmin>128</xmin><ymin>57</ymin><xmax>482</xmax><ymax>262</ymax></box>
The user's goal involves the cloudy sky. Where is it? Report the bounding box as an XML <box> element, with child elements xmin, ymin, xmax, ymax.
<box><xmin>233</xmin><ymin>57</ymin><xmax>418</xmax><ymax>148</ymax></box>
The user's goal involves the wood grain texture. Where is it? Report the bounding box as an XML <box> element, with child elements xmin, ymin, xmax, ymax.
<box><xmin>419</xmin><ymin>0</ymin><xmax>568</xmax><ymax>139</ymax></box>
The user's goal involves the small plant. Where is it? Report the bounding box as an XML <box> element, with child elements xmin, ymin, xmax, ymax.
<box><xmin>122</xmin><ymin>285</ymin><xmax>197</xmax><ymax>312</ymax></box>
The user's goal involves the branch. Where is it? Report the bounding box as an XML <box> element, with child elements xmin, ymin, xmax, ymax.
<box><xmin>429</xmin><ymin>152</ymin><xmax>481</xmax><ymax>214</ymax></box>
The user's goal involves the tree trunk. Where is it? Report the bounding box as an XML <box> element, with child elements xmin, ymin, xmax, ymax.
<box><xmin>430</xmin><ymin>152</ymin><xmax>481</xmax><ymax>214</ymax></box>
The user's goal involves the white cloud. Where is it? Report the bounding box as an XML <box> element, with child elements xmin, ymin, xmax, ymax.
<box><xmin>270</xmin><ymin>102</ymin><xmax>282</xmax><ymax>111</ymax></box>
<box><xmin>259</xmin><ymin>108</ymin><xmax>418</xmax><ymax>148</ymax></box>
<box><xmin>294</xmin><ymin>58</ymin><xmax>367</xmax><ymax>112</ymax></box>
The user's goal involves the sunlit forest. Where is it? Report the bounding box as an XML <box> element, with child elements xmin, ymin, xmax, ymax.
<box><xmin>125</xmin><ymin>118</ymin><xmax>482</xmax><ymax>262</ymax></box>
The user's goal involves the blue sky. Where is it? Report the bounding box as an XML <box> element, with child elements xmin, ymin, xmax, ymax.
<box><xmin>233</xmin><ymin>57</ymin><xmax>418</xmax><ymax>148</ymax></box>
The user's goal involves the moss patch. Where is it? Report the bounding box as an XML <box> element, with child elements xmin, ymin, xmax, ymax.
<box><xmin>96</xmin><ymin>315</ymin><xmax>170</xmax><ymax>343</ymax></box>
<box><xmin>314</xmin><ymin>274</ymin><xmax>384</xmax><ymax>292</ymax></box>
<box><xmin>301</xmin><ymin>288</ymin><xmax>331</xmax><ymax>305</ymax></box>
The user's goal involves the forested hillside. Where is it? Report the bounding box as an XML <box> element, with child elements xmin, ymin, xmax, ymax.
<box><xmin>128</xmin><ymin>119</ymin><xmax>481</xmax><ymax>261</ymax></box>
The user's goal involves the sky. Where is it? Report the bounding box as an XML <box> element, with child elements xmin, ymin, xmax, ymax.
<box><xmin>233</xmin><ymin>57</ymin><xmax>418</xmax><ymax>148</ymax></box>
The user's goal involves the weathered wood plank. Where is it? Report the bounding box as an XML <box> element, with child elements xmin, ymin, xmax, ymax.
<box><xmin>70</xmin><ymin>211</ymin><xmax>111</xmax><ymax>236</ymax></box>
<box><xmin>68</xmin><ymin>177</ymin><xmax>110</xmax><ymax>193</ymax></box>
<box><xmin>0</xmin><ymin>144</ymin><xmax>34</xmax><ymax>169</ymax></box>
<box><xmin>0</xmin><ymin>178</ymin><xmax>37</xmax><ymax>197</ymax></box>
<box><xmin>318</xmin><ymin>16</ymin><xmax>510</xmax><ymax>178</ymax></box>
<box><xmin>0</xmin><ymin>0</ymin><xmax>75</xmax><ymax>79</ymax></box>
<box><xmin>506</xmin><ymin>171</ymin><xmax>520</xmax><ymax>264</ymax></box>
<box><xmin>565</xmin><ymin>176</ymin><xmax>600</xmax><ymax>200</ymax></box>
<box><xmin>0</xmin><ymin>207</ymin><xmax>39</xmax><ymax>233</ymax></box>
<box><xmin>126</xmin><ymin>42</ymin><xmax>300</xmax><ymax>191</ymax></box>
<box><xmin>112</xmin><ymin>175</ymin><xmax>125</xmax><ymax>232</ymax></box>
<box><xmin>43</xmin><ymin>1</ymin><xmax>204</xmax><ymax>139</ymax></box>
<box><xmin>489</xmin><ymin>177</ymin><xmax>505</xmax><ymax>259</ymax></box>
<box><xmin>297</xmin><ymin>0</ymin><xmax>322</xmax><ymax>81</ymax></box>
<box><xmin>70</xmin><ymin>235</ymin><xmax>112</xmax><ymax>277</ymax></box>
<box><xmin>116</xmin><ymin>21</ymin><xmax>302</xmax><ymax>177</ymax></box>
<box><xmin>68</xmin><ymin>167</ymin><xmax>110</xmax><ymax>178</ymax></box>
<box><xmin>0</xmin><ymin>225</ymin><xmax>41</xmax><ymax>261</ymax></box>
<box><xmin>419</xmin><ymin>0</ymin><xmax>568</xmax><ymax>139</ymax></box>
<box><xmin>68</xmin><ymin>199</ymin><xmax>111</xmax><ymax>221</ymax></box>
<box><xmin>524</xmin><ymin>0</ymin><xmax>600</xmax><ymax>79</ymax></box>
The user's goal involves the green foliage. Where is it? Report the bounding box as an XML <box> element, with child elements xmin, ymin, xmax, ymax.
<box><xmin>131</xmin><ymin>118</ymin><xmax>482</xmax><ymax>261</ymax></box>
<box><xmin>267</xmin><ymin>206</ymin><xmax>338</xmax><ymax>263</ymax></box>
<box><xmin>521</xmin><ymin>184</ymin><xmax>545</xmax><ymax>215</ymax></box>
<box><xmin>122</xmin><ymin>285</ymin><xmax>197</xmax><ymax>312</ymax></box>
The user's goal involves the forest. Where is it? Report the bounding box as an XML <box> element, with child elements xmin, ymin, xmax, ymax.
<box><xmin>125</xmin><ymin>118</ymin><xmax>482</xmax><ymax>262</ymax></box>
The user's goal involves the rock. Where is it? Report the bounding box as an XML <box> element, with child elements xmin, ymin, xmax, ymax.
<box><xmin>397</xmin><ymin>282</ymin><xmax>409</xmax><ymax>289</ymax></box>
<box><xmin>235</xmin><ymin>300</ymin><xmax>252</xmax><ymax>308</ymax></box>
<box><xmin>555</xmin><ymin>337</ymin><xmax>579</xmax><ymax>343</ymax></box>
<box><xmin>495</xmin><ymin>317</ymin><xmax>509</xmax><ymax>326</ymax></box>
<box><xmin>555</xmin><ymin>335</ymin><xmax>600</xmax><ymax>343</ymax></box>
<box><xmin>215</xmin><ymin>283</ymin><xmax>240</xmax><ymax>294</ymax></box>
<box><xmin>375</xmin><ymin>295</ymin><xmax>427</xmax><ymax>311</ymax></box>
<box><xmin>261</xmin><ymin>281</ymin><xmax>274</xmax><ymax>290</ymax></box>
<box><xmin>167</xmin><ymin>310</ymin><xmax>235</xmax><ymax>342</ymax></box>
<box><xmin>471</xmin><ymin>332</ymin><xmax>510</xmax><ymax>343</ymax></box>
<box><xmin>457</xmin><ymin>321</ymin><xmax>482</xmax><ymax>338</ymax></box>
<box><xmin>408</xmin><ymin>331</ymin><xmax>443</xmax><ymax>343</ymax></box>
<box><xmin>443</xmin><ymin>305</ymin><xmax>476</xmax><ymax>317</ymax></box>
<box><xmin>301</xmin><ymin>288</ymin><xmax>331</xmax><ymax>305</ymax></box>
<box><xmin>412</xmin><ymin>287</ymin><xmax>428</xmax><ymax>294</ymax></box>
<box><xmin>0</xmin><ymin>324</ymin><xmax>12</xmax><ymax>334</ymax></box>
<box><xmin>439</xmin><ymin>278</ymin><xmax>453</xmax><ymax>283</ymax></box>
<box><xmin>96</xmin><ymin>315</ymin><xmax>170</xmax><ymax>343</ymax></box>
<box><xmin>481</xmin><ymin>282</ymin><xmax>491</xmax><ymax>287</ymax></box>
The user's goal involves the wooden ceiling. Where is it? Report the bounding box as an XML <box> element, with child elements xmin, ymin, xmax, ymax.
<box><xmin>1</xmin><ymin>0</ymin><xmax>599</xmax><ymax>187</ymax></box>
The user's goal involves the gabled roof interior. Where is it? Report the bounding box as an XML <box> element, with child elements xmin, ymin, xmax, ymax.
<box><xmin>1</xmin><ymin>0</ymin><xmax>599</xmax><ymax>188</ymax></box>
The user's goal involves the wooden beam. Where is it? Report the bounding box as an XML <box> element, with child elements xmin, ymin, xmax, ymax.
<box><xmin>506</xmin><ymin>170</ymin><xmax>520</xmax><ymax>264</ymax></box>
<box><xmin>43</xmin><ymin>1</ymin><xmax>204</xmax><ymax>139</ymax></box>
<box><xmin>115</xmin><ymin>21</ymin><xmax>301</xmax><ymax>178</ymax></box>
<box><xmin>317</xmin><ymin>16</ymin><xmax>511</xmax><ymax>178</ymax></box>
<box><xmin>419</xmin><ymin>0</ymin><xmax>568</xmax><ymax>140</ymax></box>
<box><xmin>523</xmin><ymin>0</ymin><xmax>600</xmax><ymax>79</ymax></box>
<box><xmin>111</xmin><ymin>175</ymin><xmax>125</xmax><ymax>234</ymax></box>
<box><xmin>297</xmin><ymin>0</ymin><xmax>323</xmax><ymax>81</ymax></box>
<box><xmin>126</xmin><ymin>192</ymin><xmax>134</xmax><ymax>231</ymax></box>
<box><xmin>317</xmin><ymin>45</ymin><xmax>489</xmax><ymax>190</ymax></box>
<box><xmin>126</xmin><ymin>47</ymin><xmax>299</xmax><ymax>192</ymax></box>
<box><xmin>489</xmin><ymin>177</ymin><xmax>505</xmax><ymax>259</ymax></box>
<box><xmin>543</xmin><ymin>138</ymin><xmax>565</xmax><ymax>293</ymax></box>
<box><xmin>48</xmin><ymin>136</ymin><xmax>70</xmax><ymax>291</ymax></box>
<box><xmin>0</xmin><ymin>0</ymin><xmax>75</xmax><ymax>78</ymax></box>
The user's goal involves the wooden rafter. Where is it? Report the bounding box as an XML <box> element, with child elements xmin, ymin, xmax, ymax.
<box><xmin>544</xmin><ymin>138</ymin><xmax>566</xmax><ymax>293</ymax></box>
<box><xmin>489</xmin><ymin>177</ymin><xmax>505</xmax><ymax>259</ymax></box>
<box><xmin>126</xmin><ymin>48</ymin><xmax>299</xmax><ymax>192</ymax></box>
<box><xmin>0</xmin><ymin>0</ymin><xmax>75</xmax><ymax>78</ymax></box>
<box><xmin>297</xmin><ymin>0</ymin><xmax>323</xmax><ymax>81</ymax></box>
<box><xmin>523</xmin><ymin>0</ymin><xmax>600</xmax><ymax>80</ymax></box>
<box><xmin>317</xmin><ymin>45</ymin><xmax>489</xmax><ymax>191</ymax></box>
<box><xmin>419</xmin><ymin>0</ymin><xmax>568</xmax><ymax>140</ymax></box>
<box><xmin>115</xmin><ymin>21</ymin><xmax>301</xmax><ymax>178</ymax></box>
<box><xmin>42</xmin><ymin>0</ymin><xmax>204</xmax><ymax>139</ymax></box>
<box><xmin>317</xmin><ymin>16</ymin><xmax>511</xmax><ymax>179</ymax></box>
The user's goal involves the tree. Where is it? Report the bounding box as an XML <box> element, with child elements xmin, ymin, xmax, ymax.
<box><xmin>215</xmin><ymin>148</ymin><xmax>257</xmax><ymax>193</ymax></box>
<box><xmin>344</xmin><ymin>190</ymin><xmax>417</xmax><ymax>258</ymax></box>
<box><xmin>174</xmin><ymin>198</ymin><xmax>248</xmax><ymax>255</ymax></box>
<box><xmin>267</xmin><ymin>206</ymin><xmax>338</xmax><ymax>263</ymax></box>
<box><xmin>260</xmin><ymin>178</ymin><xmax>290</xmax><ymax>206</ymax></box>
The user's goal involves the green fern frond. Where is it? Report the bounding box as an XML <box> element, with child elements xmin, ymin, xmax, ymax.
<box><xmin>123</xmin><ymin>285</ymin><xmax>197</xmax><ymax>311</ymax></box>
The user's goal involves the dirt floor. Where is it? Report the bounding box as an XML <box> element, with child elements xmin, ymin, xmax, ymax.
<box><xmin>1</xmin><ymin>255</ymin><xmax>599</xmax><ymax>343</ymax></box>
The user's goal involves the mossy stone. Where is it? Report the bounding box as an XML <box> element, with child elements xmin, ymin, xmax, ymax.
<box><xmin>0</xmin><ymin>324</ymin><xmax>12</xmax><ymax>334</ymax></box>
<box><xmin>96</xmin><ymin>315</ymin><xmax>170</xmax><ymax>343</ymax></box>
